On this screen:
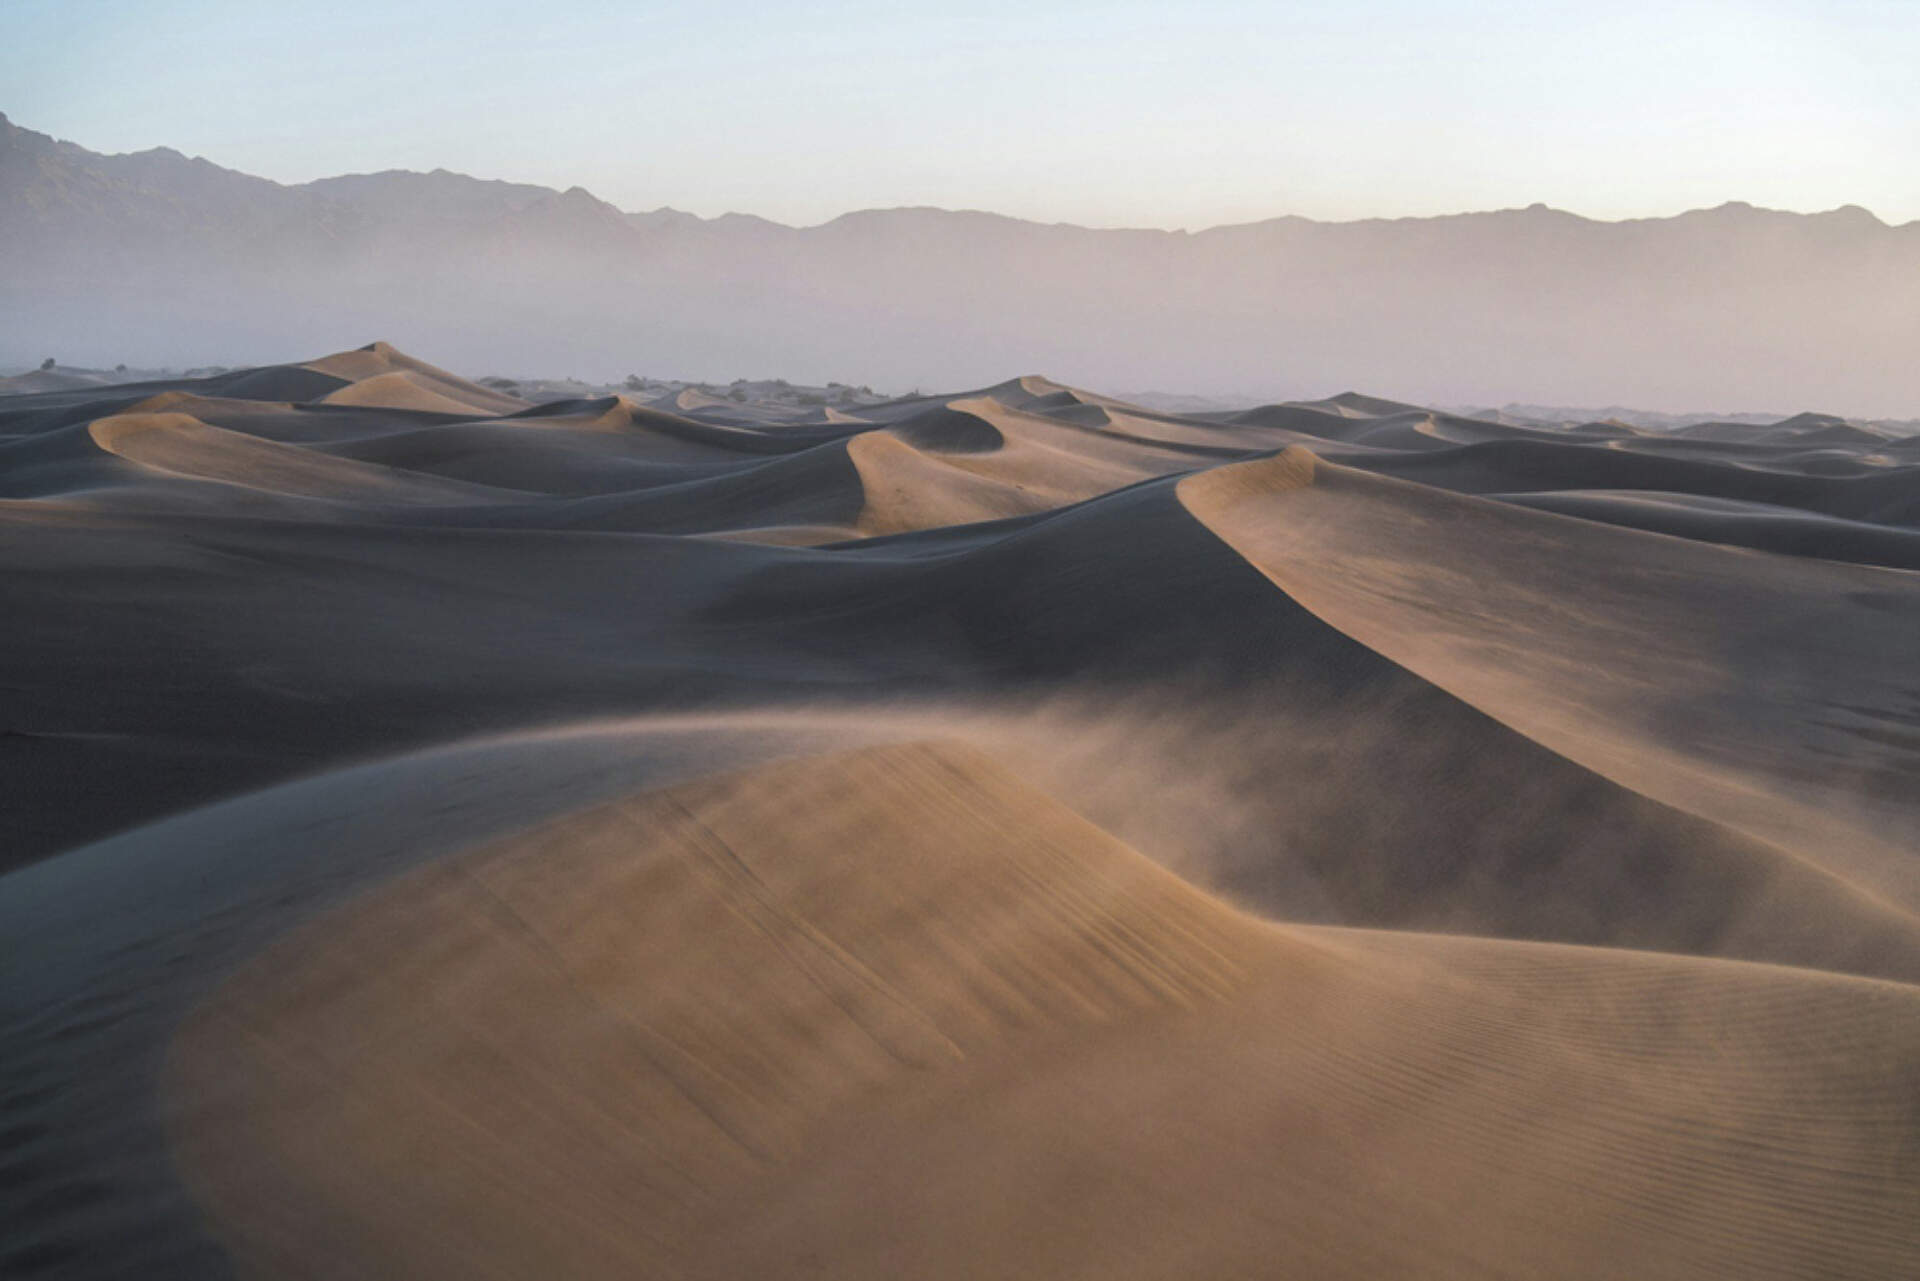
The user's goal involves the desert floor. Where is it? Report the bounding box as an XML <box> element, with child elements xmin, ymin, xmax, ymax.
<box><xmin>3</xmin><ymin>344</ymin><xmax>1918</xmax><ymax>1278</ymax></box>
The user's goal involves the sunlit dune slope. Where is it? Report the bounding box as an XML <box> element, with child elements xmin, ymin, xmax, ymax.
<box><xmin>1180</xmin><ymin>449</ymin><xmax>1920</xmax><ymax>909</ymax></box>
<box><xmin>169</xmin><ymin>742</ymin><xmax>1920</xmax><ymax>1280</ymax></box>
<box><xmin>304</xmin><ymin>341</ymin><xmax>531</xmax><ymax>415</ymax></box>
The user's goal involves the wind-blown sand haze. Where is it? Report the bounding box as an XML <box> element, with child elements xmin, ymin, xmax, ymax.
<box><xmin>2</xmin><ymin>342</ymin><xmax>1917</xmax><ymax>1278</ymax></box>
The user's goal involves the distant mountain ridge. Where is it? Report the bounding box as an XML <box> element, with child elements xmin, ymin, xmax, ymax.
<box><xmin>4</xmin><ymin>111</ymin><xmax>1917</xmax><ymax>415</ymax></box>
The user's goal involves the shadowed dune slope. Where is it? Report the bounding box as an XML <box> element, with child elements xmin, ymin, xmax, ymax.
<box><xmin>1499</xmin><ymin>490</ymin><xmax>1920</xmax><ymax>571</ymax></box>
<box><xmin>3</xmin><ymin>344</ymin><xmax>1918</xmax><ymax>1279</ymax></box>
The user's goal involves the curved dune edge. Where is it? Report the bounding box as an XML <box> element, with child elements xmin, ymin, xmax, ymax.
<box><xmin>1177</xmin><ymin>449</ymin><xmax>1920</xmax><ymax>915</ymax></box>
<box><xmin>847</xmin><ymin>431</ymin><xmax>1059</xmax><ymax>534</ymax></box>
<box><xmin>304</xmin><ymin>342</ymin><xmax>529</xmax><ymax>416</ymax></box>
<box><xmin>845</xmin><ymin>399</ymin><xmax>1164</xmax><ymax>537</ymax></box>
<box><xmin>318</xmin><ymin>370</ymin><xmax>504</xmax><ymax>416</ymax></box>
<box><xmin>166</xmin><ymin>740</ymin><xmax>1920</xmax><ymax>1280</ymax></box>
<box><xmin>87</xmin><ymin>411</ymin><xmax>517</xmax><ymax>503</ymax></box>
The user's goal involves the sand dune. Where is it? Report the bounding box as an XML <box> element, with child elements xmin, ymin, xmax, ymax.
<box><xmin>88</xmin><ymin>411</ymin><xmax>520</xmax><ymax>504</ymax></box>
<box><xmin>2</xmin><ymin>343</ymin><xmax>1916</xmax><ymax>1278</ymax></box>
<box><xmin>305</xmin><ymin>342</ymin><xmax>531</xmax><ymax>416</ymax></box>
<box><xmin>167</xmin><ymin>743</ymin><xmax>1920</xmax><ymax>1280</ymax></box>
<box><xmin>1181</xmin><ymin>450</ymin><xmax>1920</xmax><ymax>904</ymax></box>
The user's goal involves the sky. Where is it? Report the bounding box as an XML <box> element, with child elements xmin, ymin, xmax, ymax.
<box><xmin>6</xmin><ymin>0</ymin><xmax>1918</xmax><ymax>228</ymax></box>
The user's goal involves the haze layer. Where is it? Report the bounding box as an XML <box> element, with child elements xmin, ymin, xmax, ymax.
<box><xmin>4</xmin><ymin>111</ymin><xmax>1919</xmax><ymax>413</ymax></box>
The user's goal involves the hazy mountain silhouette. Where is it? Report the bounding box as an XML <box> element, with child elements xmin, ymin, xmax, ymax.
<box><xmin>4</xmin><ymin>111</ymin><xmax>1916</xmax><ymax>414</ymax></box>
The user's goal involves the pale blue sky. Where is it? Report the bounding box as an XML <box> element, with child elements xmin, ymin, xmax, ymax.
<box><xmin>7</xmin><ymin>0</ymin><xmax>1917</xmax><ymax>226</ymax></box>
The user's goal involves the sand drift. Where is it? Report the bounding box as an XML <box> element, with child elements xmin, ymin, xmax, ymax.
<box><xmin>2</xmin><ymin>343</ymin><xmax>1918</xmax><ymax>1279</ymax></box>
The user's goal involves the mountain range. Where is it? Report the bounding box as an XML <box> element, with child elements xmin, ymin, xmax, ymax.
<box><xmin>4</xmin><ymin>110</ymin><xmax>1916</xmax><ymax>415</ymax></box>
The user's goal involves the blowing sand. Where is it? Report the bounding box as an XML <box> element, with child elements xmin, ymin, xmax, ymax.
<box><xmin>2</xmin><ymin>343</ymin><xmax>1917</xmax><ymax>1278</ymax></box>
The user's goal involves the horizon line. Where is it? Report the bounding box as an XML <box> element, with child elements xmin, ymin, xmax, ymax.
<box><xmin>5</xmin><ymin>108</ymin><xmax>1911</xmax><ymax>235</ymax></box>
